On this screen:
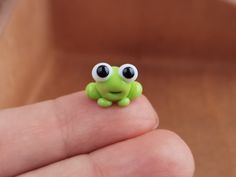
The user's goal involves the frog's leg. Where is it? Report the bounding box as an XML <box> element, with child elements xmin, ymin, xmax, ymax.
<box><xmin>85</xmin><ymin>82</ymin><xmax>100</xmax><ymax>99</ymax></box>
<box><xmin>97</xmin><ymin>98</ymin><xmax>112</xmax><ymax>107</ymax></box>
<box><xmin>86</xmin><ymin>83</ymin><xmax>112</xmax><ymax>107</ymax></box>
<box><xmin>118</xmin><ymin>81</ymin><xmax>142</xmax><ymax>107</ymax></box>
<box><xmin>118</xmin><ymin>97</ymin><xmax>130</xmax><ymax>107</ymax></box>
<box><xmin>127</xmin><ymin>81</ymin><xmax>143</xmax><ymax>100</ymax></box>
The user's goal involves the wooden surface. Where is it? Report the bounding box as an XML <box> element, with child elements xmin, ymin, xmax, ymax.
<box><xmin>0</xmin><ymin>1</ymin><xmax>236</xmax><ymax>177</ymax></box>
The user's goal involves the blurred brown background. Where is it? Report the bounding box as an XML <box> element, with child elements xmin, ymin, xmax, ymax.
<box><xmin>0</xmin><ymin>0</ymin><xmax>236</xmax><ymax>176</ymax></box>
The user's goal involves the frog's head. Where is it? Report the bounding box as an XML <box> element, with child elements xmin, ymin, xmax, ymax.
<box><xmin>92</xmin><ymin>62</ymin><xmax>138</xmax><ymax>101</ymax></box>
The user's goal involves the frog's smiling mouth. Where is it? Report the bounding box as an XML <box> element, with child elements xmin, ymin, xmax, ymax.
<box><xmin>109</xmin><ymin>91</ymin><xmax>122</xmax><ymax>94</ymax></box>
<box><xmin>107</xmin><ymin>90</ymin><xmax>124</xmax><ymax>101</ymax></box>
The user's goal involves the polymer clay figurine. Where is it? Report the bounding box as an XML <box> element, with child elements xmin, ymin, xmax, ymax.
<box><xmin>86</xmin><ymin>62</ymin><xmax>143</xmax><ymax>107</ymax></box>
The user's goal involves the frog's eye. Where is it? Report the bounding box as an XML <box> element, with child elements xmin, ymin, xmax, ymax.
<box><xmin>119</xmin><ymin>64</ymin><xmax>138</xmax><ymax>82</ymax></box>
<box><xmin>92</xmin><ymin>62</ymin><xmax>113</xmax><ymax>81</ymax></box>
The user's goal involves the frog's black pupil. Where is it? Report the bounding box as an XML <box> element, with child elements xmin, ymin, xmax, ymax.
<box><xmin>122</xmin><ymin>67</ymin><xmax>135</xmax><ymax>79</ymax></box>
<box><xmin>97</xmin><ymin>65</ymin><xmax>109</xmax><ymax>78</ymax></box>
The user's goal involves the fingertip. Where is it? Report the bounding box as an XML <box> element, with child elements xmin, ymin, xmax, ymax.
<box><xmin>144</xmin><ymin>130</ymin><xmax>195</xmax><ymax>177</ymax></box>
<box><xmin>109</xmin><ymin>94</ymin><xmax>159</xmax><ymax>137</ymax></box>
<box><xmin>118</xmin><ymin>94</ymin><xmax>159</xmax><ymax>132</ymax></box>
<box><xmin>91</xmin><ymin>129</ymin><xmax>195</xmax><ymax>177</ymax></box>
<box><xmin>136</xmin><ymin>95</ymin><xmax>159</xmax><ymax>128</ymax></box>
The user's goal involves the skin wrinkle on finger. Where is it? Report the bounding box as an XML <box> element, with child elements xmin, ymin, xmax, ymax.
<box><xmin>0</xmin><ymin>0</ymin><xmax>16</xmax><ymax>33</ymax></box>
<box><xmin>87</xmin><ymin>155</ymin><xmax>107</xmax><ymax>177</ymax></box>
<box><xmin>17</xmin><ymin>130</ymin><xmax>194</xmax><ymax>177</ymax></box>
<box><xmin>50</xmin><ymin>99</ymin><xmax>75</xmax><ymax>158</ymax></box>
<box><xmin>0</xmin><ymin>101</ymin><xmax>66</xmax><ymax>177</ymax></box>
<box><xmin>0</xmin><ymin>92</ymin><xmax>158</xmax><ymax>177</ymax></box>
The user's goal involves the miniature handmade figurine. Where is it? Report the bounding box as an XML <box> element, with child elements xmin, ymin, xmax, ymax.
<box><xmin>86</xmin><ymin>62</ymin><xmax>143</xmax><ymax>107</ymax></box>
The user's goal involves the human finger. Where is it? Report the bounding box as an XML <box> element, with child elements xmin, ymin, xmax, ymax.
<box><xmin>18</xmin><ymin>130</ymin><xmax>194</xmax><ymax>177</ymax></box>
<box><xmin>0</xmin><ymin>91</ymin><xmax>158</xmax><ymax>177</ymax></box>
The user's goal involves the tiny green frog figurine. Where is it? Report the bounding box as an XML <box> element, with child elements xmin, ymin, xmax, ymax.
<box><xmin>86</xmin><ymin>62</ymin><xmax>143</xmax><ymax>107</ymax></box>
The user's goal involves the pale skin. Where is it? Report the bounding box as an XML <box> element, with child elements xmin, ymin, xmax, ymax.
<box><xmin>0</xmin><ymin>92</ymin><xmax>194</xmax><ymax>177</ymax></box>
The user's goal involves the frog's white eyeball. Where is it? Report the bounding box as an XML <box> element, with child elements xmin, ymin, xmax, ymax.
<box><xmin>92</xmin><ymin>62</ymin><xmax>113</xmax><ymax>82</ymax></box>
<box><xmin>119</xmin><ymin>64</ymin><xmax>138</xmax><ymax>82</ymax></box>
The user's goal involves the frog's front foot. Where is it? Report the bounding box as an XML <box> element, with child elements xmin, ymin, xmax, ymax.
<box><xmin>97</xmin><ymin>98</ymin><xmax>112</xmax><ymax>107</ymax></box>
<box><xmin>118</xmin><ymin>97</ymin><xmax>130</xmax><ymax>107</ymax></box>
